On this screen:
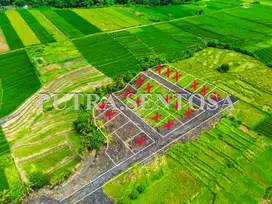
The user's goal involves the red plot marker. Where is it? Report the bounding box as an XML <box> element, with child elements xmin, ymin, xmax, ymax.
<box><xmin>99</xmin><ymin>101</ymin><xmax>107</xmax><ymax>111</ymax></box>
<box><xmin>184</xmin><ymin>108</ymin><xmax>192</xmax><ymax>118</ymax></box>
<box><xmin>135</xmin><ymin>75</ymin><xmax>145</xmax><ymax>87</ymax></box>
<box><xmin>123</xmin><ymin>88</ymin><xmax>134</xmax><ymax>97</ymax></box>
<box><xmin>165</xmin><ymin>94</ymin><xmax>172</xmax><ymax>103</ymax></box>
<box><xmin>152</xmin><ymin>112</ymin><xmax>162</xmax><ymax>123</ymax></box>
<box><xmin>155</xmin><ymin>64</ymin><xmax>164</xmax><ymax>75</ymax></box>
<box><xmin>173</xmin><ymin>100</ymin><xmax>179</xmax><ymax>111</ymax></box>
<box><xmin>200</xmin><ymin>85</ymin><xmax>210</xmax><ymax>96</ymax></box>
<box><xmin>212</xmin><ymin>92</ymin><xmax>220</xmax><ymax>101</ymax></box>
<box><xmin>144</xmin><ymin>83</ymin><xmax>153</xmax><ymax>93</ymax></box>
<box><xmin>106</xmin><ymin>109</ymin><xmax>115</xmax><ymax>120</ymax></box>
<box><xmin>164</xmin><ymin>67</ymin><xmax>173</xmax><ymax>78</ymax></box>
<box><xmin>172</xmin><ymin>72</ymin><xmax>182</xmax><ymax>82</ymax></box>
<box><xmin>190</xmin><ymin>80</ymin><xmax>200</xmax><ymax>91</ymax></box>
<box><xmin>164</xmin><ymin>120</ymin><xmax>174</xmax><ymax>131</ymax></box>
<box><xmin>136</xmin><ymin>136</ymin><xmax>147</xmax><ymax>147</ymax></box>
<box><xmin>135</xmin><ymin>97</ymin><xmax>142</xmax><ymax>107</ymax></box>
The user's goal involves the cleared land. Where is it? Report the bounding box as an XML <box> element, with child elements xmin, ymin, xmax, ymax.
<box><xmin>29</xmin><ymin>10</ymin><xmax>67</xmax><ymax>41</ymax></box>
<box><xmin>18</xmin><ymin>10</ymin><xmax>55</xmax><ymax>44</ymax></box>
<box><xmin>0</xmin><ymin>13</ymin><xmax>24</xmax><ymax>50</ymax></box>
<box><xmin>55</xmin><ymin>10</ymin><xmax>101</xmax><ymax>35</ymax></box>
<box><xmin>5</xmin><ymin>10</ymin><xmax>40</xmax><ymax>46</ymax></box>
<box><xmin>0</xmin><ymin>28</ymin><xmax>9</xmax><ymax>52</ymax></box>
<box><xmin>40</xmin><ymin>9</ymin><xmax>83</xmax><ymax>38</ymax></box>
<box><xmin>0</xmin><ymin>50</ymin><xmax>41</xmax><ymax>118</ymax></box>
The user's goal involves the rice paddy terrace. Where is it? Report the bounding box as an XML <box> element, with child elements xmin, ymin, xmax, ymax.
<box><xmin>0</xmin><ymin>1</ymin><xmax>271</xmax><ymax>203</ymax></box>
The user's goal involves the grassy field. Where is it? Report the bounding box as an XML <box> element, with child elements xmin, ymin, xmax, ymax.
<box><xmin>40</xmin><ymin>9</ymin><xmax>83</xmax><ymax>38</ymax></box>
<box><xmin>5</xmin><ymin>10</ymin><xmax>40</xmax><ymax>46</ymax></box>
<box><xmin>26</xmin><ymin>41</ymin><xmax>89</xmax><ymax>83</ymax></box>
<box><xmin>28</xmin><ymin>10</ymin><xmax>67</xmax><ymax>41</ymax></box>
<box><xmin>0</xmin><ymin>13</ymin><xmax>24</xmax><ymax>50</ymax></box>
<box><xmin>104</xmin><ymin>117</ymin><xmax>272</xmax><ymax>203</ymax></box>
<box><xmin>172</xmin><ymin>48</ymin><xmax>272</xmax><ymax>113</ymax></box>
<box><xmin>73</xmin><ymin>34</ymin><xmax>140</xmax><ymax>77</ymax></box>
<box><xmin>18</xmin><ymin>10</ymin><xmax>56</xmax><ymax>44</ymax></box>
<box><xmin>73</xmin><ymin>7</ymin><xmax>150</xmax><ymax>31</ymax></box>
<box><xmin>0</xmin><ymin>50</ymin><xmax>41</xmax><ymax>118</ymax></box>
<box><xmin>55</xmin><ymin>10</ymin><xmax>101</xmax><ymax>35</ymax></box>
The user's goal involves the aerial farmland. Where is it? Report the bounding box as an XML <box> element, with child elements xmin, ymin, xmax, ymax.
<box><xmin>0</xmin><ymin>0</ymin><xmax>271</xmax><ymax>203</ymax></box>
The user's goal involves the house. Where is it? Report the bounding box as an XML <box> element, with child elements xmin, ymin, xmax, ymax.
<box><xmin>23</xmin><ymin>5</ymin><xmax>28</xmax><ymax>9</ymax></box>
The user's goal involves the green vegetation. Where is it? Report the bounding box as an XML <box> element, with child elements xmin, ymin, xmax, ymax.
<box><xmin>172</xmin><ymin>48</ymin><xmax>272</xmax><ymax>113</ymax></box>
<box><xmin>21</xmin><ymin>145</ymin><xmax>74</xmax><ymax>174</ymax></box>
<box><xmin>29</xmin><ymin>170</ymin><xmax>48</xmax><ymax>189</ymax></box>
<box><xmin>18</xmin><ymin>10</ymin><xmax>55</xmax><ymax>43</ymax></box>
<box><xmin>28</xmin><ymin>9</ymin><xmax>67</xmax><ymax>42</ymax></box>
<box><xmin>255</xmin><ymin>116</ymin><xmax>272</xmax><ymax>138</ymax></box>
<box><xmin>74</xmin><ymin>106</ymin><xmax>107</xmax><ymax>152</ymax></box>
<box><xmin>40</xmin><ymin>9</ymin><xmax>83</xmax><ymax>38</ymax></box>
<box><xmin>218</xmin><ymin>63</ymin><xmax>230</xmax><ymax>72</ymax></box>
<box><xmin>73</xmin><ymin>7</ymin><xmax>150</xmax><ymax>31</ymax></box>
<box><xmin>0</xmin><ymin>126</ymin><xmax>23</xmax><ymax>201</ymax></box>
<box><xmin>55</xmin><ymin>10</ymin><xmax>101</xmax><ymax>35</ymax></box>
<box><xmin>48</xmin><ymin>156</ymin><xmax>81</xmax><ymax>187</ymax></box>
<box><xmin>104</xmin><ymin>118</ymin><xmax>272</xmax><ymax>203</ymax></box>
<box><xmin>255</xmin><ymin>47</ymin><xmax>272</xmax><ymax>67</ymax></box>
<box><xmin>0</xmin><ymin>50</ymin><xmax>41</xmax><ymax>118</ymax></box>
<box><xmin>5</xmin><ymin>10</ymin><xmax>40</xmax><ymax>46</ymax></box>
<box><xmin>74</xmin><ymin>34</ymin><xmax>140</xmax><ymax>77</ymax></box>
<box><xmin>0</xmin><ymin>13</ymin><xmax>24</xmax><ymax>50</ymax></box>
<box><xmin>14</xmin><ymin>135</ymin><xmax>66</xmax><ymax>158</ymax></box>
<box><xmin>26</xmin><ymin>41</ymin><xmax>89</xmax><ymax>83</ymax></box>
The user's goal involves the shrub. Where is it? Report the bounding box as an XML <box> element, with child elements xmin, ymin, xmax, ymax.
<box><xmin>218</xmin><ymin>63</ymin><xmax>230</xmax><ymax>73</ymax></box>
<box><xmin>29</xmin><ymin>171</ymin><xmax>48</xmax><ymax>189</ymax></box>
<box><xmin>129</xmin><ymin>189</ymin><xmax>139</xmax><ymax>200</ymax></box>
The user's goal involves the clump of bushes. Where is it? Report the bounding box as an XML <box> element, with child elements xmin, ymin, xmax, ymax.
<box><xmin>218</xmin><ymin>63</ymin><xmax>230</xmax><ymax>73</ymax></box>
<box><xmin>29</xmin><ymin>170</ymin><xmax>48</xmax><ymax>189</ymax></box>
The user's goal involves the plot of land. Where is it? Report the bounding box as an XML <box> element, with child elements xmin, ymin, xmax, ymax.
<box><xmin>27</xmin><ymin>41</ymin><xmax>89</xmax><ymax>83</ymax></box>
<box><xmin>5</xmin><ymin>10</ymin><xmax>40</xmax><ymax>46</ymax></box>
<box><xmin>55</xmin><ymin>10</ymin><xmax>101</xmax><ymax>35</ymax></box>
<box><xmin>73</xmin><ymin>7</ymin><xmax>150</xmax><ymax>31</ymax></box>
<box><xmin>73</xmin><ymin>34</ymin><xmax>140</xmax><ymax>77</ymax></box>
<box><xmin>18</xmin><ymin>10</ymin><xmax>55</xmax><ymax>44</ymax></box>
<box><xmin>29</xmin><ymin>10</ymin><xmax>67</xmax><ymax>41</ymax></box>
<box><xmin>0</xmin><ymin>13</ymin><xmax>24</xmax><ymax>50</ymax></box>
<box><xmin>40</xmin><ymin>9</ymin><xmax>83</xmax><ymax>38</ymax></box>
<box><xmin>171</xmin><ymin>48</ymin><xmax>272</xmax><ymax>113</ymax></box>
<box><xmin>0</xmin><ymin>50</ymin><xmax>41</xmax><ymax>118</ymax></box>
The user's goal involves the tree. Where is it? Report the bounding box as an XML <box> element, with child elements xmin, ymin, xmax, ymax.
<box><xmin>15</xmin><ymin>0</ymin><xmax>26</xmax><ymax>6</ymax></box>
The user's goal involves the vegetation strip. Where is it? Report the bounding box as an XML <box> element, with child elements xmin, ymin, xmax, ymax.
<box><xmin>5</xmin><ymin>10</ymin><xmax>40</xmax><ymax>46</ymax></box>
<box><xmin>18</xmin><ymin>10</ymin><xmax>56</xmax><ymax>44</ymax></box>
<box><xmin>40</xmin><ymin>9</ymin><xmax>83</xmax><ymax>38</ymax></box>
<box><xmin>0</xmin><ymin>13</ymin><xmax>24</xmax><ymax>50</ymax></box>
<box><xmin>55</xmin><ymin>10</ymin><xmax>101</xmax><ymax>35</ymax></box>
